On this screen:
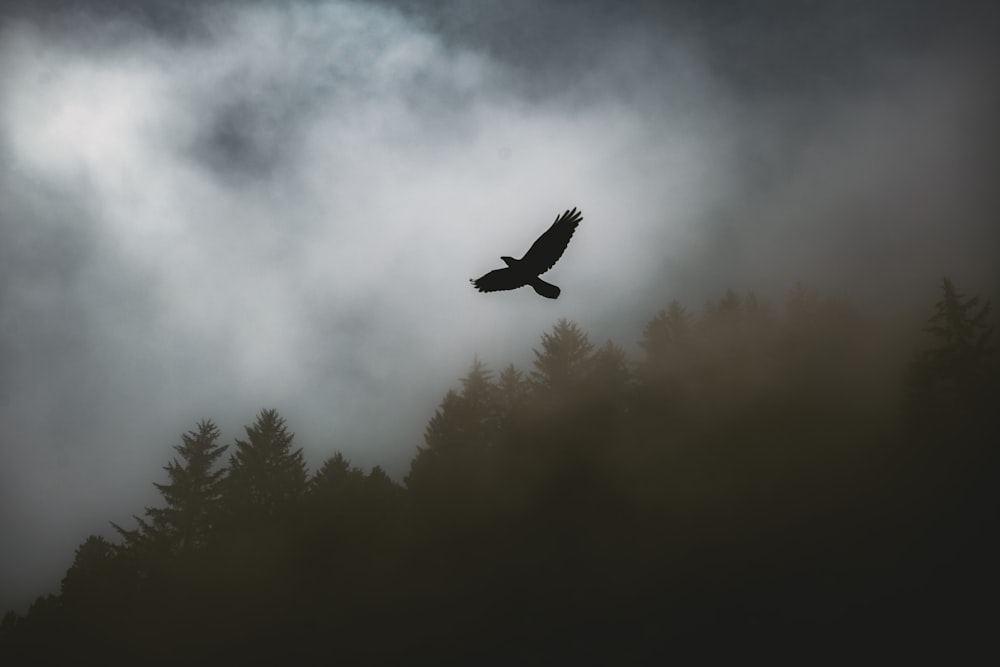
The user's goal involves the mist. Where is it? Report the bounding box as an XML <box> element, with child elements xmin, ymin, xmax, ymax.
<box><xmin>1</xmin><ymin>0</ymin><xmax>997</xmax><ymax>615</ymax></box>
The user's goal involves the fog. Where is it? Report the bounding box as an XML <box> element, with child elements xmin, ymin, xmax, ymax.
<box><xmin>1</xmin><ymin>0</ymin><xmax>997</xmax><ymax>612</ymax></box>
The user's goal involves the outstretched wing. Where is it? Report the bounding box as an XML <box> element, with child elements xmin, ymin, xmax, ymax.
<box><xmin>519</xmin><ymin>207</ymin><xmax>583</xmax><ymax>275</ymax></box>
<box><xmin>470</xmin><ymin>268</ymin><xmax>528</xmax><ymax>293</ymax></box>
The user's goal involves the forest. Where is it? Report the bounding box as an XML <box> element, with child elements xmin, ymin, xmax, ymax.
<box><xmin>1</xmin><ymin>278</ymin><xmax>996</xmax><ymax>664</ymax></box>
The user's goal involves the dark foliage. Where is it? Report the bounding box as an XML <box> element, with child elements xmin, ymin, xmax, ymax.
<box><xmin>112</xmin><ymin>420</ymin><xmax>228</xmax><ymax>554</ymax></box>
<box><xmin>223</xmin><ymin>408</ymin><xmax>308</xmax><ymax>524</ymax></box>
<box><xmin>2</xmin><ymin>279</ymin><xmax>996</xmax><ymax>665</ymax></box>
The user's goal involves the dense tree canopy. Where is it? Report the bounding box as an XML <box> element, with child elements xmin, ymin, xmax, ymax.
<box><xmin>2</xmin><ymin>279</ymin><xmax>996</xmax><ymax>664</ymax></box>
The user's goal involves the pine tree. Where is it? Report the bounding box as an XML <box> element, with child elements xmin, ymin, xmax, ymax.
<box><xmin>589</xmin><ymin>340</ymin><xmax>632</xmax><ymax>402</ymax></box>
<box><xmin>639</xmin><ymin>300</ymin><xmax>693</xmax><ymax>371</ymax></box>
<box><xmin>365</xmin><ymin>465</ymin><xmax>401</xmax><ymax>501</ymax></box>
<box><xmin>61</xmin><ymin>535</ymin><xmax>118</xmax><ymax>603</ymax></box>
<box><xmin>908</xmin><ymin>277</ymin><xmax>995</xmax><ymax>415</ymax></box>
<box><xmin>496</xmin><ymin>364</ymin><xmax>527</xmax><ymax>411</ymax></box>
<box><xmin>921</xmin><ymin>277</ymin><xmax>993</xmax><ymax>378</ymax></box>
<box><xmin>111</xmin><ymin>420</ymin><xmax>228</xmax><ymax>559</ymax></box>
<box><xmin>459</xmin><ymin>358</ymin><xmax>495</xmax><ymax>423</ymax></box>
<box><xmin>310</xmin><ymin>452</ymin><xmax>365</xmax><ymax>499</ymax></box>
<box><xmin>308</xmin><ymin>452</ymin><xmax>368</xmax><ymax>525</ymax></box>
<box><xmin>406</xmin><ymin>361</ymin><xmax>499</xmax><ymax>507</ymax></box>
<box><xmin>224</xmin><ymin>409</ymin><xmax>307</xmax><ymax>522</ymax></box>
<box><xmin>310</xmin><ymin>457</ymin><xmax>402</xmax><ymax>524</ymax></box>
<box><xmin>494</xmin><ymin>364</ymin><xmax>528</xmax><ymax>433</ymax></box>
<box><xmin>306</xmin><ymin>452</ymin><xmax>371</xmax><ymax>555</ymax></box>
<box><xmin>148</xmin><ymin>420</ymin><xmax>227</xmax><ymax>551</ymax></box>
<box><xmin>531</xmin><ymin>319</ymin><xmax>594</xmax><ymax>393</ymax></box>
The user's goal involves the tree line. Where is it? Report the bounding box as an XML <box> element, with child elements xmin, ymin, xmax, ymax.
<box><xmin>1</xmin><ymin>278</ymin><xmax>996</xmax><ymax>664</ymax></box>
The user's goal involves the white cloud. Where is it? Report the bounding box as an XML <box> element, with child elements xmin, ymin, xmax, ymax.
<box><xmin>1</xmin><ymin>1</ymin><xmax>727</xmax><ymax>608</ymax></box>
<box><xmin>4</xmin><ymin>0</ymin><xmax>992</xmax><ymax>612</ymax></box>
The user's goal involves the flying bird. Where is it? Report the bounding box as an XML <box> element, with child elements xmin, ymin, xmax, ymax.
<box><xmin>470</xmin><ymin>207</ymin><xmax>583</xmax><ymax>299</ymax></box>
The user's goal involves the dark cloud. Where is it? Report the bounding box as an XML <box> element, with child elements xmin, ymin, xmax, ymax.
<box><xmin>1</xmin><ymin>0</ymin><xmax>997</xmax><ymax>612</ymax></box>
<box><xmin>193</xmin><ymin>96</ymin><xmax>298</xmax><ymax>180</ymax></box>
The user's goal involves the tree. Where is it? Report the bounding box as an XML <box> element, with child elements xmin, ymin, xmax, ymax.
<box><xmin>310</xmin><ymin>456</ymin><xmax>401</xmax><ymax>528</ymax></box>
<box><xmin>406</xmin><ymin>360</ymin><xmax>501</xmax><ymax>515</ymax></box>
<box><xmin>458</xmin><ymin>357</ymin><xmax>496</xmax><ymax>432</ymax></box>
<box><xmin>61</xmin><ymin>535</ymin><xmax>118</xmax><ymax>604</ymax></box>
<box><xmin>224</xmin><ymin>409</ymin><xmax>307</xmax><ymax>522</ymax></box>
<box><xmin>110</xmin><ymin>420</ymin><xmax>228</xmax><ymax>581</ymax></box>
<box><xmin>588</xmin><ymin>340</ymin><xmax>632</xmax><ymax>404</ymax></box>
<box><xmin>639</xmin><ymin>300</ymin><xmax>693</xmax><ymax>371</ymax></box>
<box><xmin>305</xmin><ymin>453</ymin><xmax>401</xmax><ymax>571</ymax></box>
<box><xmin>147</xmin><ymin>421</ymin><xmax>228</xmax><ymax>552</ymax></box>
<box><xmin>908</xmin><ymin>277</ymin><xmax>995</xmax><ymax>415</ymax></box>
<box><xmin>494</xmin><ymin>364</ymin><xmax>528</xmax><ymax>435</ymax></box>
<box><xmin>530</xmin><ymin>319</ymin><xmax>593</xmax><ymax>393</ymax></box>
<box><xmin>496</xmin><ymin>364</ymin><xmax>528</xmax><ymax>412</ymax></box>
<box><xmin>921</xmin><ymin>278</ymin><xmax>993</xmax><ymax>380</ymax></box>
<box><xmin>364</xmin><ymin>465</ymin><xmax>402</xmax><ymax>505</ymax></box>
<box><xmin>310</xmin><ymin>452</ymin><xmax>365</xmax><ymax>502</ymax></box>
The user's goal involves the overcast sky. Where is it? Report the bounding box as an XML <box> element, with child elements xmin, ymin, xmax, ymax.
<box><xmin>1</xmin><ymin>0</ymin><xmax>997</xmax><ymax>611</ymax></box>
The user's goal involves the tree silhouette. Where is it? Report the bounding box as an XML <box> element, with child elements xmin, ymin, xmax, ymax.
<box><xmin>587</xmin><ymin>339</ymin><xmax>632</xmax><ymax>412</ymax></box>
<box><xmin>908</xmin><ymin>277</ymin><xmax>994</xmax><ymax>412</ymax></box>
<box><xmin>640</xmin><ymin>300</ymin><xmax>693</xmax><ymax>370</ymax></box>
<box><xmin>150</xmin><ymin>420</ymin><xmax>227</xmax><ymax>551</ymax></box>
<box><xmin>406</xmin><ymin>361</ymin><xmax>497</xmax><ymax>507</ymax></box>
<box><xmin>8</xmin><ymin>281</ymin><xmax>1000</xmax><ymax>662</ymax></box>
<box><xmin>897</xmin><ymin>278</ymin><xmax>999</xmax><ymax>637</ymax></box>
<box><xmin>224</xmin><ymin>409</ymin><xmax>307</xmax><ymax>522</ymax></box>
<box><xmin>115</xmin><ymin>421</ymin><xmax>227</xmax><ymax>554</ymax></box>
<box><xmin>530</xmin><ymin>318</ymin><xmax>593</xmax><ymax>393</ymax></box>
<box><xmin>406</xmin><ymin>389</ymin><xmax>465</xmax><ymax>495</ymax></box>
<box><xmin>304</xmin><ymin>452</ymin><xmax>402</xmax><ymax>577</ymax></box>
<box><xmin>495</xmin><ymin>364</ymin><xmax>528</xmax><ymax>413</ymax></box>
<box><xmin>310</xmin><ymin>451</ymin><xmax>366</xmax><ymax>502</ymax></box>
<box><xmin>60</xmin><ymin>535</ymin><xmax>118</xmax><ymax>604</ymax></box>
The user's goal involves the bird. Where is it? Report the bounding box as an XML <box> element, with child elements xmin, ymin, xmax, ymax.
<box><xmin>470</xmin><ymin>207</ymin><xmax>582</xmax><ymax>299</ymax></box>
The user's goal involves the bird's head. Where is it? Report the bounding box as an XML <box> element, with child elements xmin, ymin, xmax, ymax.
<box><xmin>500</xmin><ymin>256</ymin><xmax>518</xmax><ymax>267</ymax></box>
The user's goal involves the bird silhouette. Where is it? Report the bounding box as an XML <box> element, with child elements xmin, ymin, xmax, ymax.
<box><xmin>470</xmin><ymin>207</ymin><xmax>582</xmax><ymax>299</ymax></box>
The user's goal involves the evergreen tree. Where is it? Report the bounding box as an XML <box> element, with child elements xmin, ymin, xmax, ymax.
<box><xmin>406</xmin><ymin>361</ymin><xmax>500</xmax><ymax>513</ymax></box>
<box><xmin>148</xmin><ymin>420</ymin><xmax>227</xmax><ymax>551</ymax></box>
<box><xmin>459</xmin><ymin>358</ymin><xmax>495</xmax><ymax>428</ymax></box>
<box><xmin>637</xmin><ymin>300</ymin><xmax>698</xmax><ymax>418</ymax></box>
<box><xmin>406</xmin><ymin>389</ymin><xmax>464</xmax><ymax>492</ymax></box>
<box><xmin>308</xmin><ymin>451</ymin><xmax>372</xmax><ymax>528</ymax></box>
<box><xmin>908</xmin><ymin>277</ymin><xmax>995</xmax><ymax>414</ymax></box>
<box><xmin>588</xmin><ymin>340</ymin><xmax>632</xmax><ymax>394</ymax></box>
<box><xmin>310</xmin><ymin>452</ymin><xmax>365</xmax><ymax>501</ymax></box>
<box><xmin>305</xmin><ymin>453</ymin><xmax>381</xmax><ymax>564</ymax></box>
<box><xmin>530</xmin><ymin>319</ymin><xmax>593</xmax><ymax>393</ymax></box>
<box><xmin>494</xmin><ymin>364</ymin><xmax>528</xmax><ymax>435</ymax></box>
<box><xmin>920</xmin><ymin>277</ymin><xmax>993</xmax><ymax>381</ymax></box>
<box><xmin>639</xmin><ymin>300</ymin><xmax>693</xmax><ymax>371</ymax></box>
<box><xmin>365</xmin><ymin>465</ymin><xmax>402</xmax><ymax>504</ymax></box>
<box><xmin>111</xmin><ymin>420</ymin><xmax>227</xmax><ymax>566</ymax></box>
<box><xmin>496</xmin><ymin>364</ymin><xmax>528</xmax><ymax>412</ymax></box>
<box><xmin>224</xmin><ymin>409</ymin><xmax>307</xmax><ymax>522</ymax></box>
<box><xmin>61</xmin><ymin>535</ymin><xmax>118</xmax><ymax>604</ymax></box>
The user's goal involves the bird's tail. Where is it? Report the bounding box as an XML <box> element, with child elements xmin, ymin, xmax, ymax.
<box><xmin>529</xmin><ymin>277</ymin><xmax>560</xmax><ymax>299</ymax></box>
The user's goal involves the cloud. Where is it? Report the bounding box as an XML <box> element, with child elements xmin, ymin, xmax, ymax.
<box><xmin>0</xmin><ymin>0</ymin><xmax>996</xmax><ymax>611</ymax></box>
<box><xmin>0</xmin><ymin>0</ymin><xmax>729</xmax><ymax>609</ymax></box>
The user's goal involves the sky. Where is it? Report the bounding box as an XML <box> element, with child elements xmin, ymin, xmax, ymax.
<box><xmin>1</xmin><ymin>0</ymin><xmax>998</xmax><ymax>611</ymax></box>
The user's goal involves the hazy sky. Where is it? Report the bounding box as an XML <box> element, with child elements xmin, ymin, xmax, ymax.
<box><xmin>1</xmin><ymin>0</ymin><xmax>997</xmax><ymax>611</ymax></box>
